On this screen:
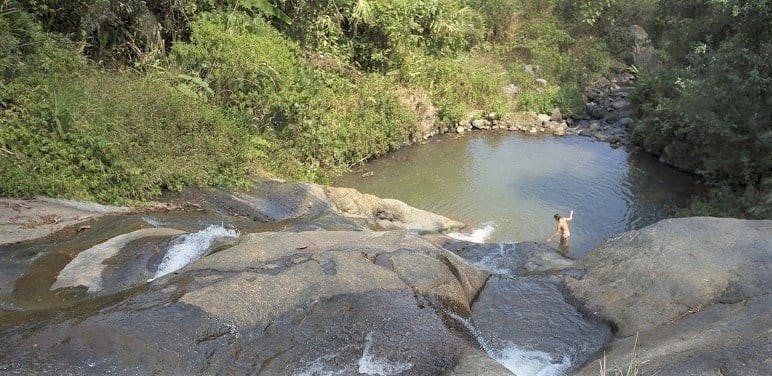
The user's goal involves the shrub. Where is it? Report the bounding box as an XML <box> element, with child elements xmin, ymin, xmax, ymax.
<box><xmin>632</xmin><ymin>0</ymin><xmax>772</xmax><ymax>217</ymax></box>
<box><xmin>1</xmin><ymin>67</ymin><xmax>252</xmax><ymax>204</ymax></box>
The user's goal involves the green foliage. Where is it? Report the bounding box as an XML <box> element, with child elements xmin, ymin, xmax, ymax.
<box><xmin>172</xmin><ymin>12</ymin><xmax>306</xmax><ymax>126</ymax></box>
<box><xmin>632</xmin><ymin>0</ymin><xmax>771</xmax><ymax>217</ymax></box>
<box><xmin>172</xmin><ymin>12</ymin><xmax>418</xmax><ymax>181</ymax></box>
<box><xmin>1</xmin><ymin>69</ymin><xmax>252</xmax><ymax>203</ymax></box>
<box><xmin>0</xmin><ymin>11</ymin><xmax>252</xmax><ymax>204</ymax></box>
<box><xmin>400</xmin><ymin>52</ymin><xmax>513</xmax><ymax>122</ymax></box>
<box><xmin>273</xmin><ymin>0</ymin><xmax>484</xmax><ymax>71</ymax></box>
<box><xmin>2</xmin><ymin>0</ymin><xmax>638</xmax><ymax>204</ymax></box>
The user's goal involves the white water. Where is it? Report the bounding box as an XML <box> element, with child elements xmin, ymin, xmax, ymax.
<box><xmin>466</xmin><ymin>243</ymin><xmax>513</xmax><ymax>275</ymax></box>
<box><xmin>151</xmin><ymin>224</ymin><xmax>239</xmax><ymax>280</ymax></box>
<box><xmin>295</xmin><ymin>353</ymin><xmax>345</xmax><ymax>376</ymax></box>
<box><xmin>447</xmin><ymin>223</ymin><xmax>497</xmax><ymax>243</ymax></box>
<box><xmin>358</xmin><ymin>332</ymin><xmax>413</xmax><ymax>375</ymax></box>
<box><xmin>448</xmin><ymin>312</ymin><xmax>572</xmax><ymax>376</ymax></box>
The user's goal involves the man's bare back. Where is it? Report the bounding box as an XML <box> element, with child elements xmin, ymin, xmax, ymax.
<box><xmin>547</xmin><ymin>210</ymin><xmax>573</xmax><ymax>254</ymax></box>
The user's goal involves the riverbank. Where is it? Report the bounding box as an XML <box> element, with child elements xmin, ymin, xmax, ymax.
<box><xmin>2</xmin><ymin>180</ymin><xmax>768</xmax><ymax>374</ymax></box>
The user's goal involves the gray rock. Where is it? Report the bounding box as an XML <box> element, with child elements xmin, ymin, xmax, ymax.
<box><xmin>471</xmin><ymin>119</ymin><xmax>490</xmax><ymax>130</ymax></box>
<box><xmin>446</xmin><ymin>241</ymin><xmax>574</xmax><ymax>276</ymax></box>
<box><xmin>586</xmin><ymin>102</ymin><xmax>604</xmax><ymax>119</ymax></box>
<box><xmin>627</xmin><ymin>25</ymin><xmax>658</xmax><ymax>72</ymax></box>
<box><xmin>567</xmin><ymin>217</ymin><xmax>772</xmax><ymax>336</ymax></box>
<box><xmin>0</xmin><ymin>197</ymin><xmax>130</xmax><ymax>246</ymax></box>
<box><xmin>451</xmin><ymin>348</ymin><xmax>513</xmax><ymax>375</ymax></box>
<box><xmin>535</xmin><ymin>78</ymin><xmax>548</xmax><ymax>87</ymax></box>
<box><xmin>505</xmin><ymin>84</ymin><xmax>520</xmax><ymax>96</ymax></box>
<box><xmin>524</xmin><ymin>64</ymin><xmax>541</xmax><ymax>77</ymax></box>
<box><xmin>456</xmin><ymin>125</ymin><xmax>466</xmax><ymax>134</ymax></box>
<box><xmin>207</xmin><ymin>180</ymin><xmax>465</xmax><ymax>234</ymax></box>
<box><xmin>617</xmin><ymin>117</ymin><xmax>634</xmax><ymax>128</ymax></box>
<box><xmin>550</xmin><ymin>108</ymin><xmax>563</xmax><ymax>122</ymax></box>
<box><xmin>472</xmin><ymin>276</ymin><xmax>612</xmax><ymax>375</ymax></box>
<box><xmin>1</xmin><ymin>230</ymin><xmax>495</xmax><ymax>374</ymax></box>
<box><xmin>577</xmin><ymin>294</ymin><xmax>771</xmax><ymax>376</ymax></box>
<box><xmin>50</xmin><ymin>228</ymin><xmax>186</xmax><ymax>293</ymax></box>
<box><xmin>610</xmin><ymin>100</ymin><xmax>631</xmax><ymax>110</ymax></box>
<box><xmin>536</xmin><ymin>113</ymin><xmax>551</xmax><ymax>124</ymax></box>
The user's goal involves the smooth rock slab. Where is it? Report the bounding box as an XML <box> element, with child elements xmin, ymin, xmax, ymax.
<box><xmin>0</xmin><ymin>197</ymin><xmax>129</xmax><ymax>245</ymax></box>
<box><xmin>50</xmin><ymin>228</ymin><xmax>185</xmax><ymax>292</ymax></box>
<box><xmin>1</xmin><ymin>230</ymin><xmax>496</xmax><ymax>374</ymax></box>
<box><xmin>567</xmin><ymin>217</ymin><xmax>772</xmax><ymax>336</ymax></box>
<box><xmin>577</xmin><ymin>294</ymin><xmax>772</xmax><ymax>376</ymax></box>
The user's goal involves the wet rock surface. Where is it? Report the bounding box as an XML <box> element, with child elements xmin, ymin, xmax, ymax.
<box><xmin>446</xmin><ymin>241</ymin><xmax>575</xmax><ymax>276</ymax></box>
<box><xmin>1</xmin><ymin>228</ymin><xmax>493</xmax><ymax>374</ymax></box>
<box><xmin>3</xmin><ymin>179</ymin><xmax>769</xmax><ymax>375</ymax></box>
<box><xmin>470</xmin><ymin>276</ymin><xmax>612</xmax><ymax>375</ymax></box>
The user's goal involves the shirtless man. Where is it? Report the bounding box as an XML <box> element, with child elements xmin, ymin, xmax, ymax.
<box><xmin>547</xmin><ymin>210</ymin><xmax>573</xmax><ymax>254</ymax></box>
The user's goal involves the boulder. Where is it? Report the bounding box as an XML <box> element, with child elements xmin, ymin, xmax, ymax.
<box><xmin>586</xmin><ymin>102</ymin><xmax>604</xmax><ymax>119</ymax></box>
<box><xmin>322</xmin><ymin>186</ymin><xmax>465</xmax><ymax>233</ymax></box>
<box><xmin>610</xmin><ymin>99</ymin><xmax>631</xmax><ymax>110</ymax></box>
<box><xmin>566</xmin><ymin>217</ymin><xmax>772</xmax><ymax>336</ymax></box>
<box><xmin>577</xmin><ymin>294</ymin><xmax>771</xmax><ymax>375</ymax></box>
<box><xmin>617</xmin><ymin>117</ymin><xmax>635</xmax><ymax>128</ymax></box>
<box><xmin>536</xmin><ymin>114</ymin><xmax>551</xmax><ymax>124</ymax></box>
<box><xmin>1</xmin><ymin>230</ymin><xmax>494</xmax><ymax>374</ymax></box>
<box><xmin>627</xmin><ymin>25</ymin><xmax>658</xmax><ymax>73</ymax></box>
<box><xmin>471</xmin><ymin>119</ymin><xmax>490</xmax><ymax>130</ymax></box>
<box><xmin>201</xmin><ymin>180</ymin><xmax>464</xmax><ymax>234</ymax></box>
<box><xmin>550</xmin><ymin>108</ymin><xmax>563</xmax><ymax>122</ymax></box>
<box><xmin>535</xmin><ymin>78</ymin><xmax>548</xmax><ymax>87</ymax></box>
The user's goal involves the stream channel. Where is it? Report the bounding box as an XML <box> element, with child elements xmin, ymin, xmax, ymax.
<box><xmin>1</xmin><ymin>132</ymin><xmax>704</xmax><ymax>375</ymax></box>
<box><xmin>336</xmin><ymin>132</ymin><xmax>704</xmax><ymax>375</ymax></box>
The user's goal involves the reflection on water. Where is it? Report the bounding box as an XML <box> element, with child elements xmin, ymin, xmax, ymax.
<box><xmin>337</xmin><ymin>132</ymin><xmax>703</xmax><ymax>257</ymax></box>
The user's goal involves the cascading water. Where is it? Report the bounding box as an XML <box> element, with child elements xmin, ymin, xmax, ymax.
<box><xmin>151</xmin><ymin>224</ymin><xmax>239</xmax><ymax>280</ymax></box>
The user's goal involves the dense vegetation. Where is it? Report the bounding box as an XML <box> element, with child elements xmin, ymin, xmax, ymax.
<box><xmin>1</xmin><ymin>0</ymin><xmax>769</xmax><ymax>217</ymax></box>
<box><xmin>631</xmin><ymin>0</ymin><xmax>771</xmax><ymax>218</ymax></box>
<box><xmin>1</xmin><ymin>0</ymin><xmax>618</xmax><ymax>203</ymax></box>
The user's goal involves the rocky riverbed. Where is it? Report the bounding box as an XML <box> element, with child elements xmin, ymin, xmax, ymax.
<box><xmin>1</xmin><ymin>180</ymin><xmax>769</xmax><ymax>375</ymax></box>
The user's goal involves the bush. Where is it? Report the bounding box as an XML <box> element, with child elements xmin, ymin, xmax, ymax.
<box><xmin>1</xmin><ymin>66</ymin><xmax>252</xmax><ymax>204</ymax></box>
<box><xmin>632</xmin><ymin>0</ymin><xmax>772</xmax><ymax>217</ymax></box>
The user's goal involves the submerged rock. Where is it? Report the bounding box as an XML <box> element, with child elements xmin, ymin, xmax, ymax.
<box><xmin>469</xmin><ymin>276</ymin><xmax>612</xmax><ymax>375</ymax></box>
<box><xmin>447</xmin><ymin>241</ymin><xmax>574</xmax><ymax>276</ymax></box>
<box><xmin>50</xmin><ymin>228</ymin><xmax>186</xmax><ymax>292</ymax></box>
